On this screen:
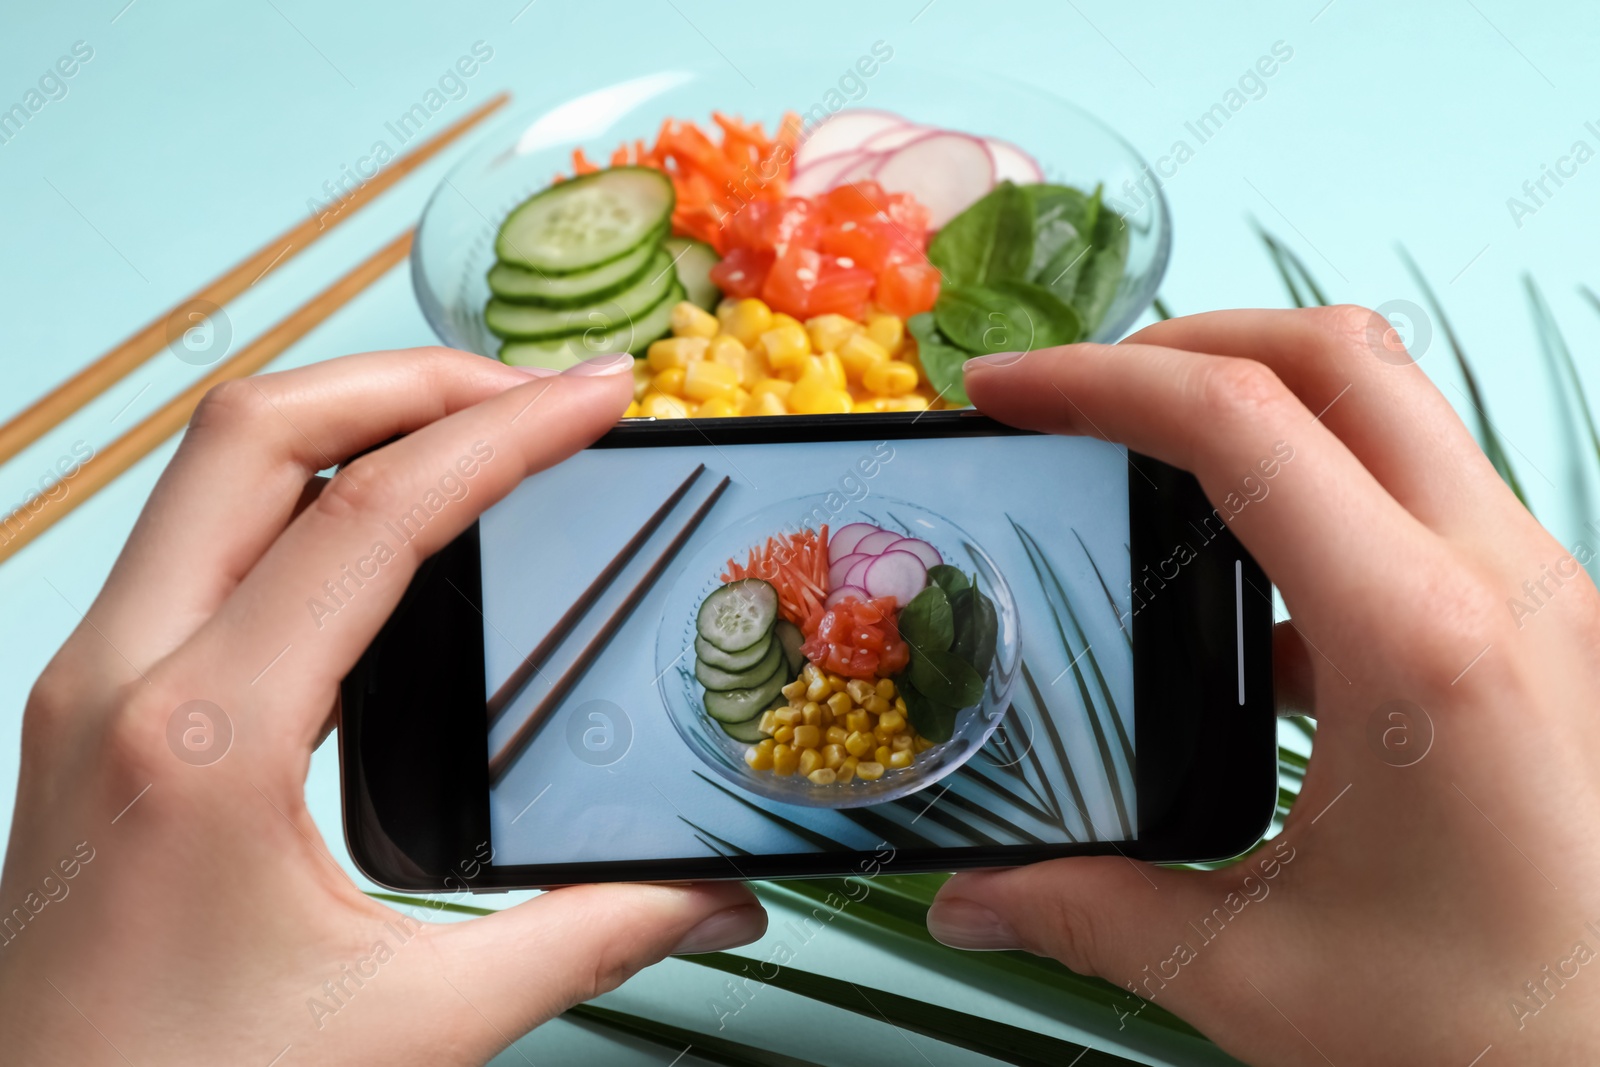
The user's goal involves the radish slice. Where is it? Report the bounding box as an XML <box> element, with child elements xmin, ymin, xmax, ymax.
<box><xmin>986</xmin><ymin>137</ymin><xmax>1044</xmax><ymax>183</ymax></box>
<box><xmin>863</xmin><ymin>551</ymin><xmax>928</xmax><ymax>604</ymax></box>
<box><xmin>883</xmin><ymin>537</ymin><xmax>942</xmax><ymax>569</ymax></box>
<box><xmin>873</xmin><ymin>132</ymin><xmax>996</xmax><ymax>228</ymax></box>
<box><xmin>829</xmin><ymin>522</ymin><xmax>880</xmax><ymax>560</ymax></box>
<box><xmin>861</xmin><ymin>124</ymin><xmax>928</xmax><ymax>152</ymax></box>
<box><xmin>789</xmin><ymin>151</ymin><xmax>870</xmax><ymax>196</ymax></box>
<box><xmin>844</xmin><ymin>557</ymin><xmax>874</xmax><ymax>589</ymax></box>
<box><xmin>828</xmin><ymin>552</ymin><xmax>870</xmax><ymax>588</ymax></box>
<box><xmin>854</xmin><ymin>530</ymin><xmax>904</xmax><ymax>556</ymax></box>
<box><xmin>796</xmin><ymin>109</ymin><xmax>906</xmax><ymax>167</ymax></box>
<box><xmin>832</xmin><ymin>152</ymin><xmax>887</xmax><ymax>186</ymax></box>
<box><xmin>825</xmin><ymin>584</ymin><xmax>870</xmax><ymax>608</ymax></box>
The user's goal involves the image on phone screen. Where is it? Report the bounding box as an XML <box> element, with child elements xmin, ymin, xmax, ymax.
<box><xmin>480</xmin><ymin>432</ymin><xmax>1136</xmax><ymax>866</ymax></box>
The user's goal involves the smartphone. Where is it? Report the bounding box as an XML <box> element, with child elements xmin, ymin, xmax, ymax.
<box><xmin>340</xmin><ymin>411</ymin><xmax>1277</xmax><ymax>892</ymax></box>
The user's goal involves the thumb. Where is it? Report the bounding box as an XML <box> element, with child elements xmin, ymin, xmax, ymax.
<box><xmin>431</xmin><ymin>881</ymin><xmax>764</xmax><ymax>1034</ymax></box>
<box><xmin>929</xmin><ymin>857</ymin><xmax>1242</xmax><ymax>1007</ymax></box>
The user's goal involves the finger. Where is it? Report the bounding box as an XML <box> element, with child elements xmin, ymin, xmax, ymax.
<box><xmin>92</xmin><ymin>348</ymin><xmax>542</xmax><ymax>665</ymax></box>
<box><xmin>431</xmin><ymin>882</ymin><xmax>764</xmax><ymax>1038</ymax></box>
<box><xmin>1273</xmin><ymin>620</ymin><xmax>1315</xmax><ymax>719</ymax></box>
<box><xmin>172</xmin><ymin>356</ymin><xmax>633</xmax><ymax>746</ymax></box>
<box><xmin>929</xmin><ymin>858</ymin><xmax>1241</xmax><ymax>1021</ymax></box>
<box><xmin>1126</xmin><ymin>307</ymin><xmax>1519</xmax><ymax>538</ymax></box>
<box><xmin>963</xmin><ymin>344</ymin><xmax>1442</xmax><ymax>645</ymax></box>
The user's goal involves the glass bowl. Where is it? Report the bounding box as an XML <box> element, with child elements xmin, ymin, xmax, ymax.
<box><xmin>412</xmin><ymin>63</ymin><xmax>1171</xmax><ymax>359</ymax></box>
<box><xmin>653</xmin><ymin>495</ymin><xmax>1019</xmax><ymax>809</ymax></box>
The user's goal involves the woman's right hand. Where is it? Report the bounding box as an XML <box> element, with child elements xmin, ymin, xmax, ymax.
<box><xmin>930</xmin><ymin>307</ymin><xmax>1600</xmax><ymax>1065</ymax></box>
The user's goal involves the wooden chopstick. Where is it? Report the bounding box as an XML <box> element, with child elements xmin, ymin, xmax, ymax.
<box><xmin>0</xmin><ymin>92</ymin><xmax>509</xmax><ymax>468</ymax></box>
<box><xmin>486</xmin><ymin>463</ymin><xmax>709</xmax><ymax>725</ymax></box>
<box><xmin>0</xmin><ymin>231</ymin><xmax>414</xmax><ymax>566</ymax></box>
<box><xmin>488</xmin><ymin>475</ymin><xmax>734</xmax><ymax>786</ymax></box>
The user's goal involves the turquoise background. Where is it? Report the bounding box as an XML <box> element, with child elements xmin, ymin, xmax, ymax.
<box><xmin>1</xmin><ymin>2</ymin><xmax>1596</xmax><ymax>1063</ymax></box>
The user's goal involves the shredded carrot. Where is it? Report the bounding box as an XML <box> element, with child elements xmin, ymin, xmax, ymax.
<box><xmin>561</xmin><ymin>112</ymin><xmax>803</xmax><ymax>252</ymax></box>
<box><xmin>721</xmin><ymin>525</ymin><xmax>830</xmax><ymax>628</ymax></box>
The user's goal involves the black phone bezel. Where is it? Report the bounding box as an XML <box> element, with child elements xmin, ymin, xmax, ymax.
<box><xmin>340</xmin><ymin>411</ymin><xmax>1278</xmax><ymax>892</ymax></box>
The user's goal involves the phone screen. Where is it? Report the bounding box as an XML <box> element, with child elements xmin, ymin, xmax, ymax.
<box><xmin>480</xmin><ymin>432</ymin><xmax>1134</xmax><ymax>866</ymax></box>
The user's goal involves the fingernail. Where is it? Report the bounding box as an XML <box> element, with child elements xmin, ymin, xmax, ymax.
<box><xmin>927</xmin><ymin>898</ymin><xmax>1018</xmax><ymax>951</ymax></box>
<box><xmin>562</xmin><ymin>352</ymin><xmax>634</xmax><ymax>377</ymax></box>
<box><xmin>670</xmin><ymin>905</ymin><xmax>767</xmax><ymax>955</ymax></box>
<box><xmin>965</xmin><ymin>351</ymin><xmax>1029</xmax><ymax>371</ymax></box>
<box><xmin>511</xmin><ymin>366</ymin><xmax>560</xmax><ymax>378</ymax></box>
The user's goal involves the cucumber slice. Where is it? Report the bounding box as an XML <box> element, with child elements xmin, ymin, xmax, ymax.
<box><xmin>485</xmin><ymin>249</ymin><xmax>677</xmax><ymax>340</ymax></box>
<box><xmin>487</xmin><ymin>229</ymin><xmax>662</xmax><ymax>306</ymax></box>
<box><xmin>720</xmin><ymin>715</ymin><xmax>772</xmax><ymax>743</ymax></box>
<box><xmin>696</xmin><ymin>579</ymin><xmax>779</xmax><ymax>654</ymax></box>
<box><xmin>496</xmin><ymin>166</ymin><xmax>674</xmax><ymax>274</ymax></box>
<box><xmin>497</xmin><ymin>282</ymin><xmax>681</xmax><ymax>366</ymax></box>
<box><xmin>664</xmin><ymin>236</ymin><xmax>721</xmax><ymax>310</ymax></box>
<box><xmin>703</xmin><ymin>668</ymin><xmax>787</xmax><ymax>723</ymax></box>
<box><xmin>773</xmin><ymin>620</ymin><xmax>805</xmax><ymax>678</ymax></box>
<box><xmin>696</xmin><ymin>633</ymin><xmax>772</xmax><ymax>672</ymax></box>
<box><xmin>696</xmin><ymin>638</ymin><xmax>782</xmax><ymax>692</ymax></box>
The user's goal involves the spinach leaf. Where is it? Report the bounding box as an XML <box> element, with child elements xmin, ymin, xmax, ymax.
<box><xmin>907</xmin><ymin>647</ymin><xmax>985</xmax><ymax>709</ymax></box>
<box><xmin>927</xmin><ymin>181</ymin><xmax>1033</xmax><ymax>287</ymax></box>
<box><xmin>1031</xmin><ymin>186</ymin><xmax>1101</xmax><ymax>305</ymax></box>
<box><xmin>935</xmin><ymin>282</ymin><xmax>1081</xmax><ymax>355</ymax></box>
<box><xmin>906</xmin><ymin>312</ymin><xmax>972</xmax><ymax>406</ymax></box>
<box><xmin>925</xmin><ymin>565</ymin><xmax>970</xmax><ymax>599</ymax></box>
<box><xmin>951</xmin><ymin>587</ymin><xmax>999</xmax><ymax>680</ymax></box>
<box><xmin>1024</xmin><ymin>184</ymin><xmax>1097</xmax><ymax>278</ymax></box>
<box><xmin>1071</xmin><ymin>203</ymin><xmax>1130</xmax><ymax>336</ymax></box>
<box><xmin>898</xmin><ymin>678</ymin><xmax>958</xmax><ymax>744</ymax></box>
<box><xmin>898</xmin><ymin>586</ymin><xmax>953</xmax><ymax>654</ymax></box>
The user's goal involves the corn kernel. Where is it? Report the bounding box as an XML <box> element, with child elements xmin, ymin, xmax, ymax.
<box><xmin>787</xmin><ymin>367</ymin><xmax>849</xmax><ymax>416</ymax></box>
<box><xmin>855</xmin><ymin>761</ymin><xmax>885</xmax><ymax>781</ymax></box>
<box><xmin>852</xmin><ymin>399</ymin><xmax>890</xmax><ymax>413</ymax></box>
<box><xmin>648</xmin><ymin>335</ymin><xmax>709</xmax><ymax>372</ymax></box>
<box><xmin>864</xmin><ymin>360</ymin><xmax>919</xmax><ymax>397</ymax></box>
<box><xmin>652</xmin><ymin>367</ymin><xmax>686</xmax><ymax>396</ymax></box>
<box><xmin>888</xmin><ymin>394</ymin><xmax>931</xmax><ymax>412</ymax></box>
<box><xmin>875</xmin><ymin>678</ymin><xmax>896</xmax><ymax>700</ymax></box>
<box><xmin>826</xmin><ymin>692</ymin><xmax>853</xmax><ymax>718</ymax></box>
<box><xmin>803</xmin><ymin>663</ymin><xmax>823</xmax><ymax>684</ymax></box>
<box><xmin>758</xmin><ymin>710</ymin><xmax>777</xmax><ymax>734</ymax></box>
<box><xmin>822</xmin><ymin>743</ymin><xmax>847</xmax><ymax>769</ymax></box>
<box><xmin>865</xmin><ymin>313</ymin><xmax>905</xmax><ymax>353</ymax></box>
<box><xmin>775</xmin><ymin>706</ymin><xmax>802</xmax><ymax>726</ymax></box>
<box><xmin>877</xmin><ymin>710</ymin><xmax>906</xmax><ymax>736</ymax></box>
<box><xmin>807</xmin><ymin>767</ymin><xmax>837</xmax><ymax>785</ymax></box>
<box><xmin>818</xmin><ymin>353</ymin><xmax>848</xmax><ymax>390</ymax></box>
<box><xmin>844</xmin><ymin>731</ymin><xmax>874</xmax><ymax>758</ymax></box>
<box><xmin>891</xmin><ymin>734</ymin><xmax>914</xmax><ymax>751</ymax></box>
<box><xmin>825</xmin><ymin>725</ymin><xmax>849</xmax><ymax>745</ymax></box>
<box><xmin>683</xmin><ymin>359</ymin><xmax>740</xmax><ymax>402</ymax></box>
<box><xmin>639</xmin><ymin>393</ymin><xmax>690</xmax><ymax>419</ymax></box>
<box><xmin>781</xmin><ymin>680</ymin><xmax>807</xmax><ymax>702</ymax></box>
<box><xmin>799</xmin><ymin>748</ymin><xmax>823</xmax><ymax>777</ymax></box>
<box><xmin>845</xmin><ymin>710</ymin><xmax>871</xmax><ymax>734</ymax></box>
<box><xmin>801</xmin><ymin>702</ymin><xmax>822</xmax><ymax>726</ymax></box>
<box><xmin>770</xmin><ymin>311</ymin><xmax>803</xmax><ymax>332</ymax></box>
<box><xmin>719</xmin><ymin>298</ymin><xmax>773</xmax><ymax>346</ymax></box>
<box><xmin>773</xmin><ymin>724</ymin><xmax>795</xmax><ymax>744</ymax></box>
<box><xmin>742</xmin><ymin>391</ymin><xmax>787</xmax><ymax>417</ymax></box>
<box><xmin>793</xmin><ymin>724</ymin><xmax>821</xmax><ymax>749</ymax></box>
<box><xmin>805</xmin><ymin>675</ymin><xmax>832</xmax><ymax>702</ymax></box>
<box><xmin>745</xmin><ymin>744</ymin><xmax>772</xmax><ymax>769</ymax></box>
<box><xmin>845</xmin><ymin>679</ymin><xmax>875</xmax><ymax>705</ymax></box>
<box><xmin>804</xmin><ymin>313</ymin><xmax>861</xmax><ymax>353</ymax></box>
<box><xmin>817</xmin><ymin>706</ymin><xmax>834</xmax><ymax>729</ymax></box>
<box><xmin>773</xmin><ymin>743</ymin><xmax>799</xmax><ymax>776</ymax></box>
<box><xmin>837</xmin><ymin>332</ymin><xmax>891</xmax><ymax>383</ymax></box>
<box><xmin>758</xmin><ymin>321</ymin><xmax>811</xmax><ymax>371</ymax></box>
<box><xmin>632</xmin><ymin>360</ymin><xmax>653</xmax><ymax>400</ymax></box>
<box><xmin>671</xmin><ymin>301</ymin><xmax>720</xmax><ymax>339</ymax></box>
<box><xmin>837</xmin><ymin>757</ymin><xmax>858</xmax><ymax>783</ymax></box>
<box><xmin>707</xmin><ymin>330</ymin><xmax>747</xmax><ymax>364</ymax></box>
<box><xmin>750</xmin><ymin>378</ymin><xmax>793</xmax><ymax>402</ymax></box>
<box><xmin>694</xmin><ymin>395</ymin><xmax>740</xmax><ymax>418</ymax></box>
<box><xmin>914</xmin><ymin>735</ymin><xmax>934</xmax><ymax>752</ymax></box>
<box><xmin>875</xmin><ymin>744</ymin><xmax>892</xmax><ymax>765</ymax></box>
<box><xmin>863</xmin><ymin>694</ymin><xmax>889</xmax><ymax>715</ymax></box>
<box><xmin>623</xmin><ymin>400</ymin><xmax>641</xmax><ymax>418</ymax></box>
<box><xmin>888</xmin><ymin>749</ymin><xmax>915</xmax><ymax>769</ymax></box>
<box><xmin>894</xmin><ymin>696</ymin><xmax>908</xmax><ymax>713</ymax></box>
